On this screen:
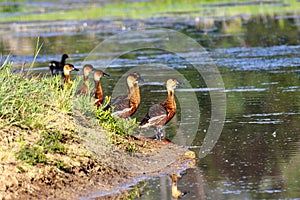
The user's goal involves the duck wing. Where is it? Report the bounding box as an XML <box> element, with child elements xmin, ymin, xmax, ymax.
<box><xmin>110</xmin><ymin>95</ymin><xmax>133</xmax><ymax>118</ymax></box>
<box><xmin>49</xmin><ymin>61</ymin><xmax>61</xmax><ymax>69</ymax></box>
<box><xmin>49</xmin><ymin>61</ymin><xmax>59</xmax><ymax>74</ymax></box>
<box><xmin>140</xmin><ymin>104</ymin><xmax>167</xmax><ymax>127</ymax></box>
<box><xmin>111</xmin><ymin>95</ymin><xmax>130</xmax><ymax>111</ymax></box>
<box><xmin>49</xmin><ymin>60</ymin><xmax>63</xmax><ymax>75</ymax></box>
<box><xmin>76</xmin><ymin>82</ymin><xmax>88</xmax><ymax>95</ymax></box>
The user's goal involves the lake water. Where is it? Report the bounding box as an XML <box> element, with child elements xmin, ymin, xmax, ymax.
<box><xmin>1</xmin><ymin>6</ymin><xmax>300</xmax><ymax>199</ymax></box>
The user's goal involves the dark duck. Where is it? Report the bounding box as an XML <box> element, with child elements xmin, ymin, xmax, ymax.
<box><xmin>140</xmin><ymin>78</ymin><xmax>180</xmax><ymax>141</ymax></box>
<box><xmin>110</xmin><ymin>72</ymin><xmax>143</xmax><ymax>118</ymax></box>
<box><xmin>49</xmin><ymin>54</ymin><xmax>69</xmax><ymax>76</ymax></box>
<box><xmin>93</xmin><ymin>69</ymin><xmax>110</xmax><ymax>106</ymax></box>
<box><xmin>63</xmin><ymin>63</ymin><xmax>79</xmax><ymax>88</ymax></box>
<box><xmin>76</xmin><ymin>64</ymin><xmax>94</xmax><ymax>95</ymax></box>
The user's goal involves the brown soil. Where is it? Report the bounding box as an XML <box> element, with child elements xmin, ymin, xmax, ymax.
<box><xmin>0</xmin><ymin>109</ymin><xmax>195</xmax><ymax>200</ymax></box>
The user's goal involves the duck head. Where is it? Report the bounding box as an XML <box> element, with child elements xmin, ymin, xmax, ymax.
<box><xmin>62</xmin><ymin>54</ymin><xmax>70</xmax><ymax>60</ymax></box>
<box><xmin>83</xmin><ymin>64</ymin><xmax>94</xmax><ymax>78</ymax></box>
<box><xmin>126</xmin><ymin>72</ymin><xmax>143</xmax><ymax>87</ymax></box>
<box><xmin>94</xmin><ymin>69</ymin><xmax>110</xmax><ymax>81</ymax></box>
<box><xmin>63</xmin><ymin>63</ymin><xmax>79</xmax><ymax>76</ymax></box>
<box><xmin>166</xmin><ymin>78</ymin><xmax>180</xmax><ymax>92</ymax></box>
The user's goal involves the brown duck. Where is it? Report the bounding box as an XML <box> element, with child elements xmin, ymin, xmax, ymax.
<box><xmin>111</xmin><ymin>72</ymin><xmax>143</xmax><ymax>118</ymax></box>
<box><xmin>140</xmin><ymin>78</ymin><xmax>180</xmax><ymax>141</ymax></box>
<box><xmin>63</xmin><ymin>63</ymin><xmax>79</xmax><ymax>88</ymax></box>
<box><xmin>76</xmin><ymin>64</ymin><xmax>94</xmax><ymax>95</ymax></box>
<box><xmin>93</xmin><ymin>69</ymin><xmax>110</xmax><ymax>106</ymax></box>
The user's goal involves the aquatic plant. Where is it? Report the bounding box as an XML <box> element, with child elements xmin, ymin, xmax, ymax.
<box><xmin>1</xmin><ymin>0</ymin><xmax>299</xmax><ymax>22</ymax></box>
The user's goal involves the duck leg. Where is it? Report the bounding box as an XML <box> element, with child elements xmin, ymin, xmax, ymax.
<box><xmin>155</xmin><ymin>127</ymin><xmax>160</xmax><ymax>140</ymax></box>
<box><xmin>155</xmin><ymin>127</ymin><xmax>164</xmax><ymax>141</ymax></box>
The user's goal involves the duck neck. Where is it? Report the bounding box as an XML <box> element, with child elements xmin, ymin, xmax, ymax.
<box><xmin>94</xmin><ymin>80</ymin><xmax>103</xmax><ymax>97</ymax></box>
<box><xmin>163</xmin><ymin>89</ymin><xmax>176</xmax><ymax>109</ymax></box>
<box><xmin>61</xmin><ymin>57</ymin><xmax>66</xmax><ymax>65</ymax></box>
<box><xmin>129</xmin><ymin>82</ymin><xmax>140</xmax><ymax>105</ymax></box>
<box><xmin>84</xmin><ymin>75</ymin><xmax>89</xmax><ymax>81</ymax></box>
<box><xmin>64</xmin><ymin>74</ymin><xmax>71</xmax><ymax>88</ymax></box>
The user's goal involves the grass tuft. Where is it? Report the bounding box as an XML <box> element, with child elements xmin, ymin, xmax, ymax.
<box><xmin>94</xmin><ymin>97</ymin><xmax>140</xmax><ymax>153</ymax></box>
<box><xmin>0</xmin><ymin>54</ymin><xmax>82</xmax><ymax>168</ymax></box>
<box><xmin>0</xmin><ymin>64</ymin><xmax>78</xmax><ymax>129</ymax></box>
<box><xmin>16</xmin><ymin>145</ymin><xmax>47</xmax><ymax>165</ymax></box>
<box><xmin>37</xmin><ymin>131</ymin><xmax>67</xmax><ymax>154</ymax></box>
<box><xmin>94</xmin><ymin>97</ymin><xmax>139</xmax><ymax>137</ymax></box>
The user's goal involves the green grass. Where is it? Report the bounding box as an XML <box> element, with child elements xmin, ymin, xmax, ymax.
<box><xmin>94</xmin><ymin>100</ymin><xmax>139</xmax><ymax>136</ymax></box>
<box><xmin>122</xmin><ymin>182</ymin><xmax>148</xmax><ymax>200</ymax></box>
<box><xmin>0</xmin><ymin>58</ymin><xmax>138</xmax><ymax>167</ymax></box>
<box><xmin>0</xmin><ymin>49</ymin><xmax>80</xmax><ymax>167</ymax></box>
<box><xmin>0</xmin><ymin>65</ymin><xmax>77</xmax><ymax>129</ymax></box>
<box><xmin>93</xmin><ymin>97</ymin><xmax>140</xmax><ymax>153</ymax></box>
<box><xmin>0</xmin><ymin>63</ymin><xmax>78</xmax><ymax>165</ymax></box>
<box><xmin>2</xmin><ymin>66</ymin><xmax>80</xmax><ymax>167</ymax></box>
<box><xmin>37</xmin><ymin>131</ymin><xmax>67</xmax><ymax>154</ymax></box>
<box><xmin>1</xmin><ymin>0</ymin><xmax>299</xmax><ymax>22</ymax></box>
<box><xmin>16</xmin><ymin>145</ymin><xmax>47</xmax><ymax>165</ymax></box>
<box><xmin>0</xmin><ymin>36</ymin><xmax>77</xmax><ymax>130</ymax></box>
<box><xmin>16</xmin><ymin>131</ymin><xmax>69</xmax><ymax>165</ymax></box>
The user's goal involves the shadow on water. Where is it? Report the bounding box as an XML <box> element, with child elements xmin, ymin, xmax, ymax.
<box><xmin>1</xmin><ymin>12</ymin><xmax>300</xmax><ymax>199</ymax></box>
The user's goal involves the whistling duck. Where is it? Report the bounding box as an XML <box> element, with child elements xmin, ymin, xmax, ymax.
<box><xmin>170</xmin><ymin>174</ymin><xmax>186</xmax><ymax>199</ymax></box>
<box><xmin>49</xmin><ymin>54</ymin><xmax>69</xmax><ymax>76</ymax></box>
<box><xmin>63</xmin><ymin>63</ymin><xmax>79</xmax><ymax>88</ymax></box>
<box><xmin>110</xmin><ymin>72</ymin><xmax>143</xmax><ymax>118</ymax></box>
<box><xmin>93</xmin><ymin>69</ymin><xmax>110</xmax><ymax>106</ymax></box>
<box><xmin>140</xmin><ymin>79</ymin><xmax>180</xmax><ymax>141</ymax></box>
<box><xmin>76</xmin><ymin>64</ymin><xmax>94</xmax><ymax>95</ymax></box>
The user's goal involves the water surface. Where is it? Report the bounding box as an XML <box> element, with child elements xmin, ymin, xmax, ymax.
<box><xmin>1</xmin><ymin>9</ymin><xmax>300</xmax><ymax>199</ymax></box>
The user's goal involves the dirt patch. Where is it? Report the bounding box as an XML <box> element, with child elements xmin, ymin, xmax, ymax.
<box><xmin>0</xmin><ymin>109</ymin><xmax>195</xmax><ymax>200</ymax></box>
<box><xmin>74</xmin><ymin>109</ymin><xmax>196</xmax><ymax>197</ymax></box>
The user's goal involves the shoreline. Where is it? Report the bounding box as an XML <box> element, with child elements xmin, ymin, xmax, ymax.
<box><xmin>0</xmin><ymin>72</ymin><xmax>195</xmax><ymax>199</ymax></box>
<box><xmin>0</xmin><ymin>115</ymin><xmax>195</xmax><ymax>199</ymax></box>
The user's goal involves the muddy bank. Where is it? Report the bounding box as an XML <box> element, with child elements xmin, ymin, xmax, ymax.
<box><xmin>0</xmin><ymin>107</ymin><xmax>195</xmax><ymax>200</ymax></box>
<box><xmin>74</xmin><ymin>108</ymin><xmax>196</xmax><ymax>198</ymax></box>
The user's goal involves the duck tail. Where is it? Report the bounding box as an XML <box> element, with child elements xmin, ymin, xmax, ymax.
<box><xmin>181</xmin><ymin>191</ymin><xmax>189</xmax><ymax>197</ymax></box>
<box><xmin>139</xmin><ymin>113</ymin><xmax>150</xmax><ymax>126</ymax></box>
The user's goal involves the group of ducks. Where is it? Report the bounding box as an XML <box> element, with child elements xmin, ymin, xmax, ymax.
<box><xmin>50</xmin><ymin>54</ymin><xmax>186</xmax><ymax>198</ymax></box>
<box><xmin>49</xmin><ymin>54</ymin><xmax>180</xmax><ymax>141</ymax></box>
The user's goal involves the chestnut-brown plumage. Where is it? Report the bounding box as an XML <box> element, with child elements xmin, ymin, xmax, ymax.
<box><xmin>170</xmin><ymin>174</ymin><xmax>187</xmax><ymax>199</ymax></box>
<box><xmin>49</xmin><ymin>54</ymin><xmax>69</xmax><ymax>76</ymax></box>
<box><xmin>76</xmin><ymin>64</ymin><xmax>94</xmax><ymax>95</ymax></box>
<box><xmin>93</xmin><ymin>69</ymin><xmax>110</xmax><ymax>106</ymax></box>
<box><xmin>111</xmin><ymin>72</ymin><xmax>143</xmax><ymax>118</ymax></box>
<box><xmin>63</xmin><ymin>63</ymin><xmax>79</xmax><ymax>88</ymax></box>
<box><xmin>140</xmin><ymin>79</ymin><xmax>180</xmax><ymax>140</ymax></box>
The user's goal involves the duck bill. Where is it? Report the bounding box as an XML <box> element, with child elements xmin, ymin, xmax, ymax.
<box><xmin>138</xmin><ymin>77</ymin><xmax>144</xmax><ymax>82</ymax></box>
<box><xmin>73</xmin><ymin>67</ymin><xmax>79</xmax><ymax>71</ymax></box>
